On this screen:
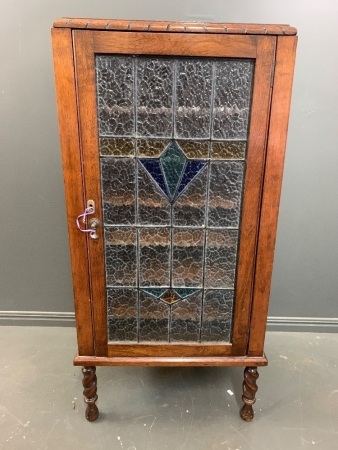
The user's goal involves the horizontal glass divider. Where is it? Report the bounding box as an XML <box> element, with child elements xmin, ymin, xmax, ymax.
<box><xmin>103</xmin><ymin>225</ymin><xmax>239</xmax><ymax>229</ymax></box>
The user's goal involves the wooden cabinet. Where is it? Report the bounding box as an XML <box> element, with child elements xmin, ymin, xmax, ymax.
<box><xmin>51</xmin><ymin>18</ymin><xmax>297</xmax><ymax>422</ymax></box>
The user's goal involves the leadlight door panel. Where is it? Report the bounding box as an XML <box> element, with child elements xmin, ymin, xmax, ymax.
<box><xmin>73</xmin><ymin>31</ymin><xmax>276</xmax><ymax>357</ymax></box>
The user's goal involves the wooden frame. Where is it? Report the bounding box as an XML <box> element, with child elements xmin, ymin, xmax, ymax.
<box><xmin>51</xmin><ymin>19</ymin><xmax>297</xmax><ymax>422</ymax></box>
<box><xmin>72</xmin><ymin>30</ymin><xmax>275</xmax><ymax>359</ymax></box>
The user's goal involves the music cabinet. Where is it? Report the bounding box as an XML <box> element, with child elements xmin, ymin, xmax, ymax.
<box><xmin>51</xmin><ymin>18</ymin><xmax>297</xmax><ymax>422</ymax></box>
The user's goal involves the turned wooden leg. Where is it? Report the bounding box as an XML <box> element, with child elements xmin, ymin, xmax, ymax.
<box><xmin>82</xmin><ymin>366</ymin><xmax>99</xmax><ymax>422</ymax></box>
<box><xmin>240</xmin><ymin>366</ymin><xmax>259</xmax><ymax>422</ymax></box>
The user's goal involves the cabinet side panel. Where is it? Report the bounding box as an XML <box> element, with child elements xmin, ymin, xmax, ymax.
<box><xmin>231</xmin><ymin>36</ymin><xmax>276</xmax><ymax>354</ymax></box>
<box><xmin>51</xmin><ymin>28</ymin><xmax>94</xmax><ymax>355</ymax></box>
<box><xmin>248</xmin><ymin>36</ymin><xmax>298</xmax><ymax>356</ymax></box>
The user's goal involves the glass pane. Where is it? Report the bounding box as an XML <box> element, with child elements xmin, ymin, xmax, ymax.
<box><xmin>211</xmin><ymin>141</ymin><xmax>246</xmax><ymax>160</ymax></box>
<box><xmin>139</xmin><ymin>291</ymin><xmax>169</xmax><ymax>341</ymax></box>
<box><xmin>137</xmin><ymin>58</ymin><xmax>174</xmax><ymax>137</ymax></box>
<box><xmin>208</xmin><ymin>161</ymin><xmax>245</xmax><ymax>228</ymax></box>
<box><xmin>173</xmin><ymin>165</ymin><xmax>208</xmax><ymax>227</ymax></box>
<box><xmin>177</xmin><ymin>140</ymin><xmax>209</xmax><ymax>159</ymax></box>
<box><xmin>137</xmin><ymin>139</ymin><xmax>169</xmax><ymax>158</ymax></box>
<box><xmin>138</xmin><ymin>162</ymin><xmax>170</xmax><ymax>225</ymax></box>
<box><xmin>100</xmin><ymin>158</ymin><xmax>135</xmax><ymax>225</ymax></box>
<box><xmin>107</xmin><ymin>288</ymin><xmax>137</xmax><ymax>341</ymax></box>
<box><xmin>139</xmin><ymin>228</ymin><xmax>171</xmax><ymax>286</ymax></box>
<box><xmin>205</xmin><ymin>230</ymin><xmax>238</xmax><ymax>288</ymax></box>
<box><xmin>172</xmin><ymin>229</ymin><xmax>204</xmax><ymax>287</ymax></box>
<box><xmin>201</xmin><ymin>290</ymin><xmax>233</xmax><ymax>342</ymax></box>
<box><xmin>99</xmin><ymin>138</ymin><xmax>135</xmax><ymax>157</ymax></box>
<box><xmin>212</xmin><ymin>60</ymin><xmax>253</xmax><ymax>140</ymax></box>
<box><xmin>96</xmin><ymin>56</ymin><xmax>134</xmax><ymax>136</ymax></box>
<box><xmin>105</xmin><ymin>228</ymin><xmax>137</xmax><ymax>286</ymax></box>
<box><xmin>175</xmin><ymin>60</ymin><xmax>212</xmax><ymax>138</ymax></box>
<box><xmin>170</xmin><ymin>291</ymin><xmax>202</xmax><ymax>342</ymax></box>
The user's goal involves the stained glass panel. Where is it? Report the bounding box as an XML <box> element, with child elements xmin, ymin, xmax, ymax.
<box><xmin>96</xmin><ymin>56</ymin><xmax>134</xmax><ymax>136</ymax></box>
<box><xmin>175</xmin><ymin>60</ymin><xmax>212</xmax><ymax>138</ymax></box>
<box><xmin>99</xmin><ymin>138</ymin><xmax>135</xmax><ymax>157</ymax></box>
<box><xmin>171</xmin><ymin>291</ymin><xmax>202</xmax><ymax>342</ymax></box>
<box><xmin>100</xmin><ymin>158</ymin><xmax>135</xmax><ymax>225</ymax></box>
<box><xmin>212</xmin><ymin>60</ymin><xmax>254</xmax><ymax>140</ymax></box>
<box><xmin>137</xmin><ymin>58</ymin><xmax>174</xmax><ymax>137</ymax></box>
<box><xmin>139</xmin><ymin>291</ymin><xmax>169</xmax><ymax>341</ymax></box>
<box><xmin>137</xmin><ymin>163</ymin><xmax>170</xmax><ymax>225</ymax></box>
<box><xmin>205</xmin><ymin>229</ymin><xmax>238</xmax><ymax>288</ymax></box>
<box><xmin>201</xmin><ymin>290</ymin><xmax>233</xmax><ymax>342</ymax></box>
<box><xmin>107</xmin><ymin>288</ymin><xmax>138</xmax><ymax>341</ymax></box>
<box><xmin>172</xmin><ymin>229</ymin><xmax>204</xmax><ymax>287</ymax></box>
<box><xmin>139</xmin><ymin>228</ymin><xmax>171</xmax><ymax>286</ymax></box>
<box><xmin>105</xmin><ymin>228</ymin><xmax>137</xmax><ymax>286</ymax></box>
<box><xmin>208</xmin><ymin>161</ymin><xmax>245</xmax><ymax>228</ymax></box>
<box><xmin>95</xmin><ymin>55</ymin><xmax>254</xmax><ymax>344</ymax></box>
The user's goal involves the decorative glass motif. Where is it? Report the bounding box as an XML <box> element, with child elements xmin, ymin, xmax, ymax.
<box><xmin>95</xmin><ymin>55</ymin><xmax>254</xmax><ymax>344</ymax></box>
<box><xmin>139</xmin><ymin>141</ymin><xmax>206</xmax><ymax>201</ymax></box>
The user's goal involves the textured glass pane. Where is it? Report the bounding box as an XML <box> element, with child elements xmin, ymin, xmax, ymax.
<box><xmin>211</xmin><ymin>141</ymin><xmax>246</xmax><ymax>160</ymax></box>
<box><xmin>137</xmin><ymin>139</ymin><xmax>169</xmax><ymax>157</ymax></box>
<box><xmin>96</xmin><ymin>56</ymin><xmax>134</xmax><ymax>136</ymax></box>
<box><xmin>175</xmin><ymin>60</ymin><xmax>212</xmax><ymax>138</ymax></box>
<box><xmin>101</xmin><ymin>158</ymin><xmax>135</xmax><ymax>225</ymax></box>
<box><xmin>139</xmin><ymin>228</ymin><xmax>170</xmax><ymax>286</ymax></box>
<box><xmin>205</xmin><ymin>230</ymin><xmax>238</xmax><ymax>288</ymax></box>
<box><xmin>177</xmin><ymin>140</ymin><xmax>209</xmax><ymax>159</ymax></box>
<box><xmin>173</xmin><ymin>166</ymin><xmax>208</xmax><ymax>226</ymax></box>
<box><xmin>137</xmin><ymin>58</ymin><xmax>173</xmax><ymax>137</ymax></box>
<box><xmin>208</xmin><ymin>161</ymin><xmax>244</xmax><ymax>228</ymax></box>
<box><xmin>212</xmin><ymin>60</ymin><xmax>253</xmax><ymax>140</ymax></box>
<box><xmin>99</xmin><ymin>138</ymin><xmax>135</xmax><ymax>157</ymax></box>
<box><xmin>138</xmin><ymin>163</ymin><xmax>170</xmax><ymax>225</ymax></box>
<box><xmin>105</xmin><ymin>228</ymin><xmax>137</xmax><ymax>286</ymax></box>
<box><xmin>107</xmin><ymin>288</ymin><xmax>137</xmax><ymax>341</ymax></box>
<box><xmin>170</xmin><ymin>291</ymin><xmax>202</xmax><ymax>342</ymax></box>
<box><xmin>201</xmin><ymin>290</ymin><xmax>233</xmax><ymax>342</ymax></box>
<box><xmin>139</xmin><ymin>291</ymin><xmax>169</xmax><ymax>341</ymax></box>
<box><xmin>173</xmin><ymin>229</ymin><xmax>204</xmax><ymax>287</ymax></box>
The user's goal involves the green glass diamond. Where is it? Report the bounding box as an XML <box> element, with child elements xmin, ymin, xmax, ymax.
<box><xmin>160</xmin><ymin>141</ymin><xmax>186</xmax><ymax>199</ymax></box>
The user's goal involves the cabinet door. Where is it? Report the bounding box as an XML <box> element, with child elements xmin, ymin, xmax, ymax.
<box><xmin>73</xmin><ymin>30</ymin><xmax>275</xmax><ymax>357</ymax></box>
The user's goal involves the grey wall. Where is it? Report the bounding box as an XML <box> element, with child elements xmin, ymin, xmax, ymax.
<box><xmin>1</xmin><ymin>1</ymin><xmax>337</xmax><ymax>329</ymax></box>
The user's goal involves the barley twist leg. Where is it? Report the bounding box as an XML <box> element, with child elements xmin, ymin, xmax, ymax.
<box><xmin>240</xmin><ymin>366</ymin><xmax>259</xmax><ymax>422</ymax></box>
<box><xmin>82</xmin><ymin>366</ymin><xmax>99</xmax><ymax>421</ymax></box>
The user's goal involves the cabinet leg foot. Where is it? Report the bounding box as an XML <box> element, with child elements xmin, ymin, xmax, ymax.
<box><xmin>82</xmin><ymin>366</ymin><xmax>99</xmax><ymax>422</ymax></box>
<box><xmin>240</xmin><ymin>366</ymin><xmax>259</xmax><ymax>422</ymax></box>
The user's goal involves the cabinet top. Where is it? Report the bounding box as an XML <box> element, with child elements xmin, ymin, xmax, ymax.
<box><xmin>53</xmin><ymin>18</ymin><xmax>297</xmax><ymax>35</ymax></box>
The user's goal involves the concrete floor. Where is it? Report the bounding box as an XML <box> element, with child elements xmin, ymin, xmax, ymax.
<box><xmin>0</xmin><ymin>327</ymin><xmax>337</xmax><ymax>449</ymax></box>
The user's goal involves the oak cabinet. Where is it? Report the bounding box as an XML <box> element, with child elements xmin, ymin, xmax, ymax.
<box><xmin>51</xmin><ymin>18</ymin><xmax>297</xmax><ymax>422</ymax></box>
